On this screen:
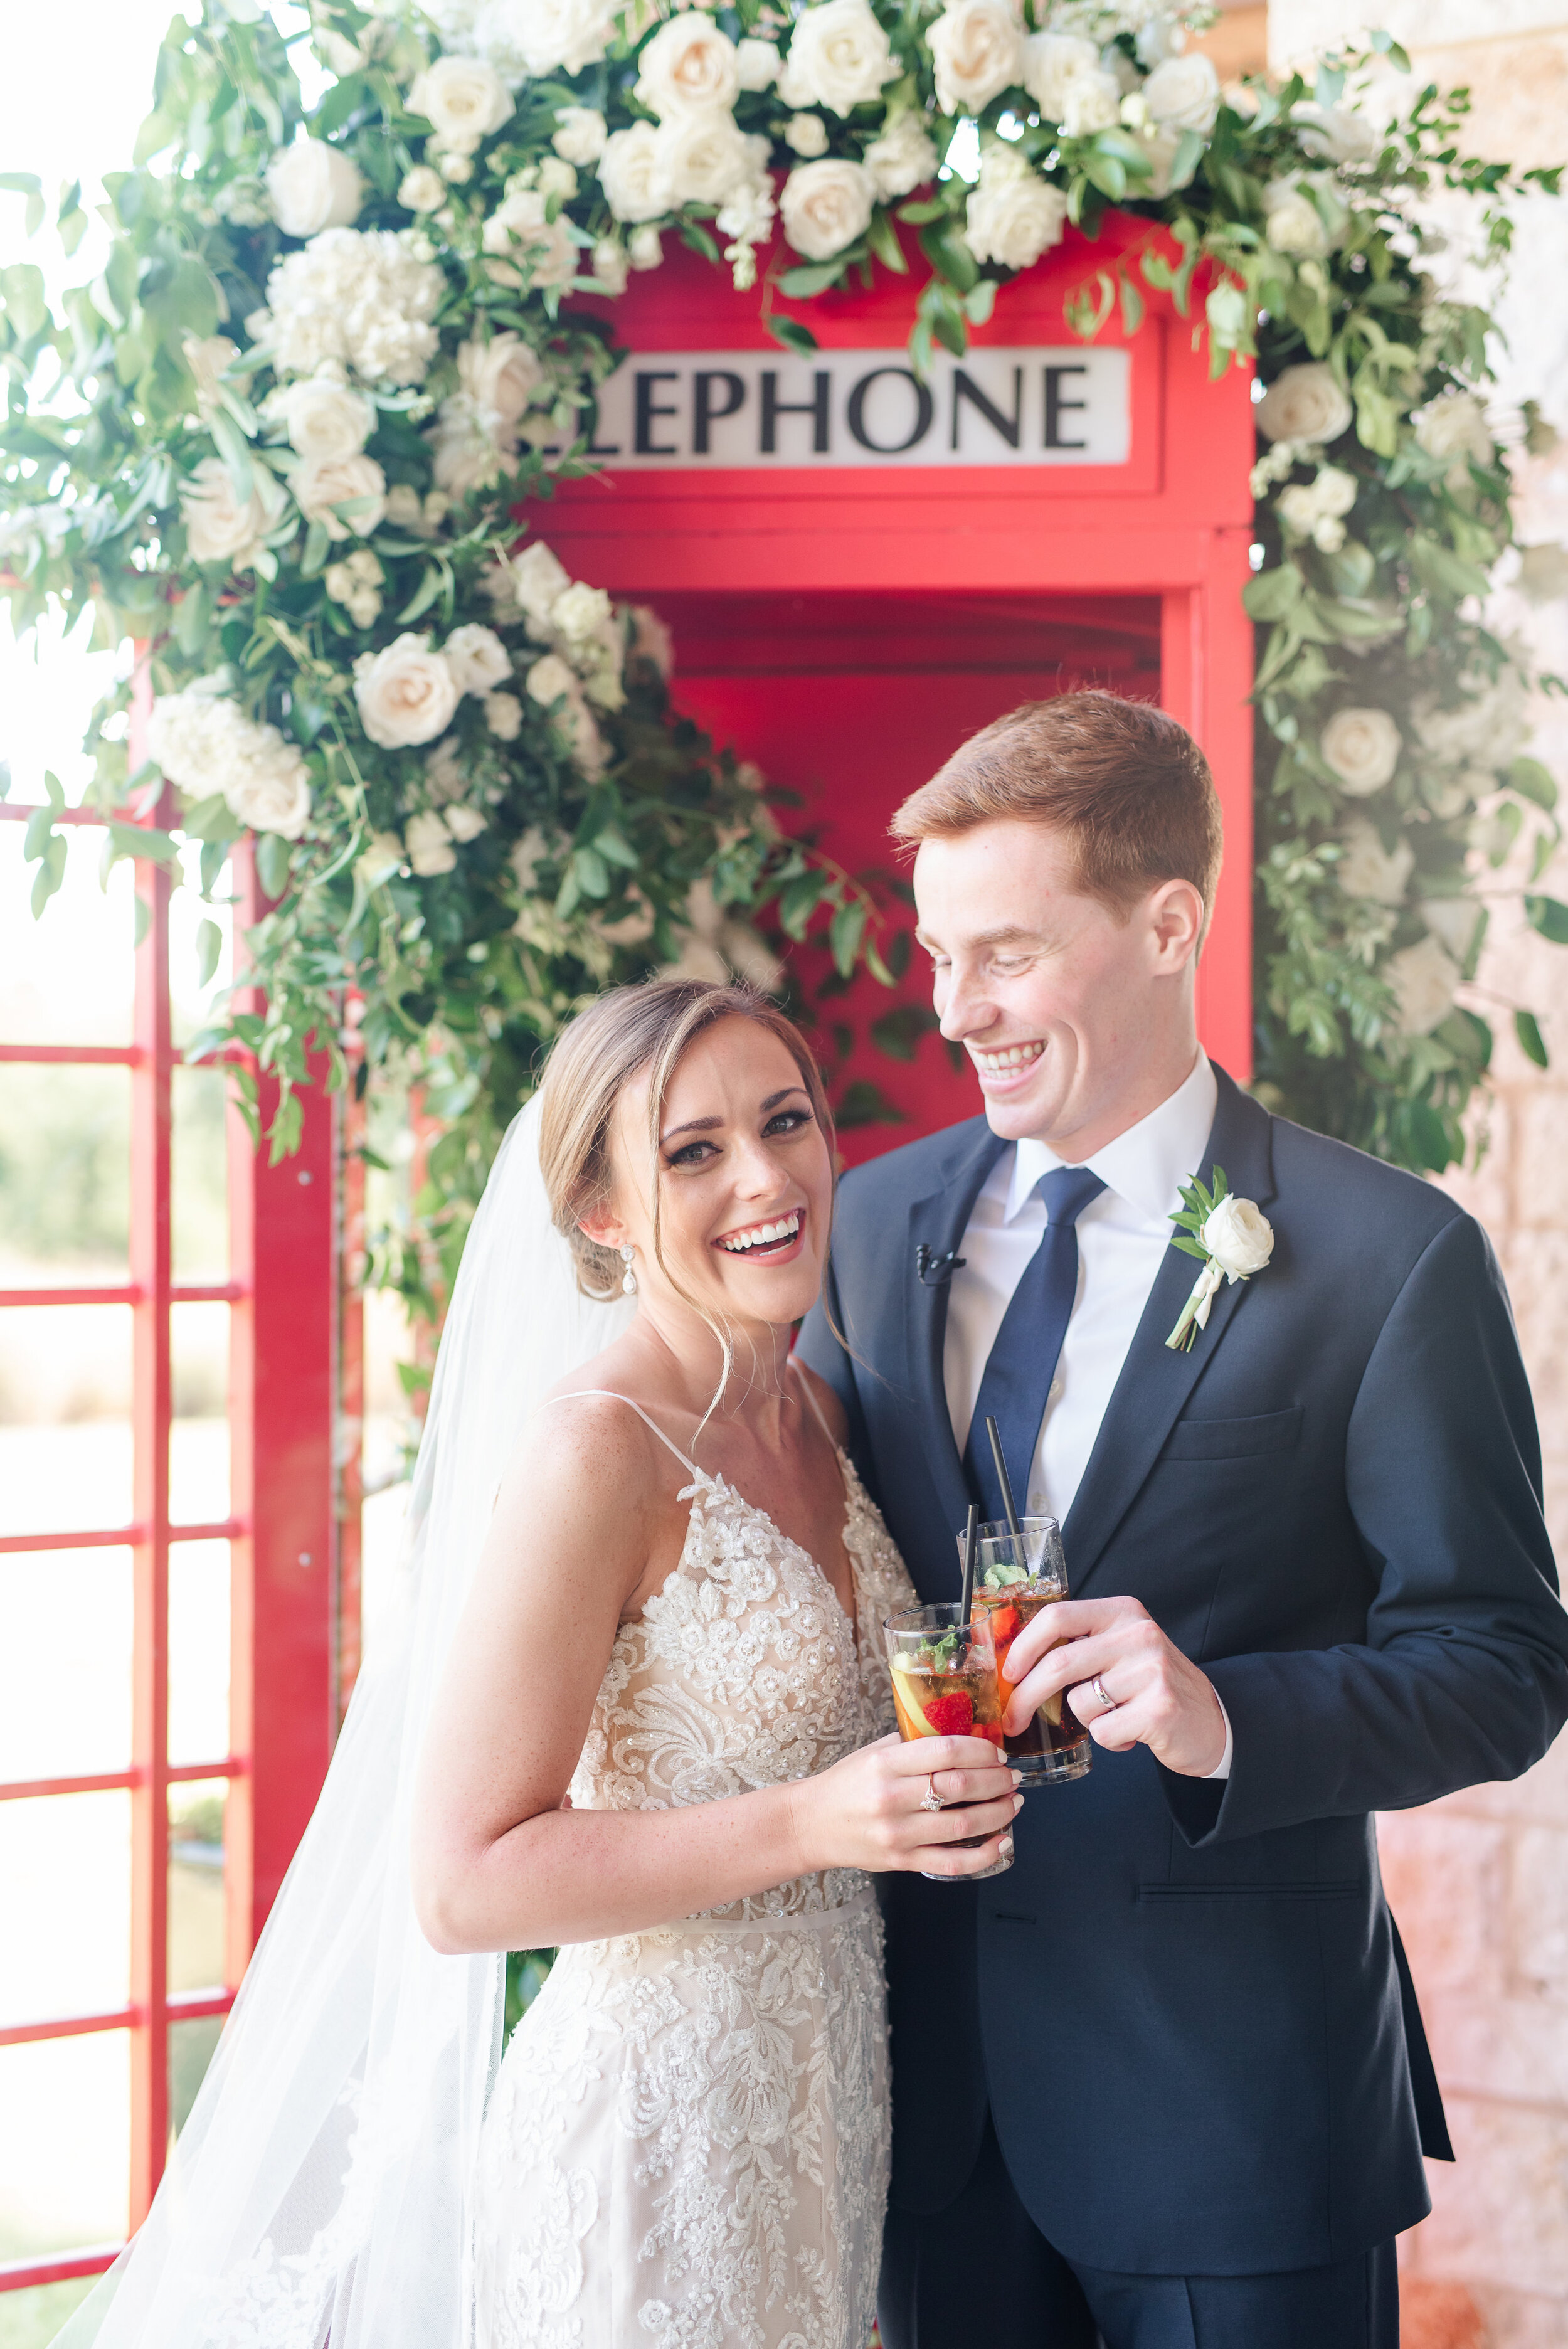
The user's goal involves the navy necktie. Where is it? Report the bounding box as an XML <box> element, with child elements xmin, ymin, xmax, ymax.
<box><xmin>965</xmin><ymin>1165</ymin><xmax>1107</xmax><ymax>1525</ymax></box>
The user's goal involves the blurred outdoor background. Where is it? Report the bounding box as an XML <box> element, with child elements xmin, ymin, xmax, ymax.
<box><xmin>1</xmin><ymin>4</ymin><xmax>1566</xmax><ymax>2348</ymax></box>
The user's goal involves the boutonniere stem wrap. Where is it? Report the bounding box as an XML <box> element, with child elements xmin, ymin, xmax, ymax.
<box><xmin>1165</xmin><ymin>1165</ymin><xmax>1275</xmax><ymax>1353</ymax></box>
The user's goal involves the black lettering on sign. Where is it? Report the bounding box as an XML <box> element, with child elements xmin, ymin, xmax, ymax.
<box><xmin>847</xmin><ymin>367</ymin><xmax>934</xmax><ymax>455</ymax></box>
<box><xmin>1044</xmin><ymin>364</ymin><xmax>1088</xmax><ymax>451</ymax></box>
<box><xmin>760</xmin><ymin>369</ymin><xmax>830</xmax><ymax>454</ymax></box>
<box><xmin>951</xmin><ymin>366</ymin><xmax>1022</xmax><ymax>452</ymax></box>
<box><xmin>693</xmin><ymin>370</ymin><xmax>746</xmax><ymax>455</ymax></box>
<box><xmin>634</xmin><ymin>370</ymin><xmax>681</xmax><ymax>457</ymax></box>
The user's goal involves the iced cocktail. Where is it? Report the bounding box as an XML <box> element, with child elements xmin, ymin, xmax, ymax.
<box><xmin>883</xmin><ymin>1602</ymin><xmax>1013</xmax><ymax>1879</ymax></box>
<box><xmin>960</xmin><ymin>1518</ymin><xmax>1092</xmax><ymax>1785</ymax></box>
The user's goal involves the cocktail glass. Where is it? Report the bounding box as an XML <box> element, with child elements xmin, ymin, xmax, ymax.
<box><xmin>882</xmin><ymin>1601</ymin><xmax>1014</xmax><ymax>1880</ymax></box>
<box><xmin>958</xmin><ymin>1517</ymin><xmax>1092</xmax><ymax>1785</ymax></box>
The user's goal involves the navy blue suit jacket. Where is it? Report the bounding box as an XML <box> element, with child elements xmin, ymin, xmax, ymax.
<box><xmin>797</xmin><ymin>1068</ymin><xmax>1568</xmax><ymax>2276</ymax></box>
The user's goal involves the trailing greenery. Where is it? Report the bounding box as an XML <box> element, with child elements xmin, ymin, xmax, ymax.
<box><xmin>0</xmin><ymin>0</ymin><xmax>1564</xmax><ymax>1357</ymax></box>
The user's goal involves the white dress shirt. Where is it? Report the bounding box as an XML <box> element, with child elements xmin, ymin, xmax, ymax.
<box><xmin>943</xmin><ymin>1049</ymin><xmax>1234</xmax><ymax>1777</ymax></box>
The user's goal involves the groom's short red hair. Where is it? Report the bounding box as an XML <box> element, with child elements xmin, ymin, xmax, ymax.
<box><xmin>891</xmin><ymin>690</ymin><xmax>1223</xmax><ymax>940</ymax></box>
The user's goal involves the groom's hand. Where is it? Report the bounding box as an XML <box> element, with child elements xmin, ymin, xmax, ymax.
<box><xmin>1001</xmin><ymin>1596</ymin><xmax>1227</xmax><ymax>1778</ymax></box>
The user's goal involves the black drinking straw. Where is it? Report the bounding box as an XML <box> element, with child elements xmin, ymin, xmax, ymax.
<box><xmin>985</xmin><ymin>1414</ymin><xmax>1024</xmax><ymax>1547</ymax></box>
<box><xmin>960</xmin><ymin>1502</ymin><xmax>979</xmax><ymax>1621</ymax></box>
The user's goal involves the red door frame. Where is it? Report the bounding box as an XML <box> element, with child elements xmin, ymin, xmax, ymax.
<box><xmin>0</xmin><ymin>800</ymin><xmax>336</xmax><ymax>2294</ymax></box>
<box><xmin>549</xmin><ymin>212</ymin><xmax>1256</xmax><ymax>1081</ymax></box>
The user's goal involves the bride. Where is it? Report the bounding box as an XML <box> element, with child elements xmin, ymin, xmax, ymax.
<box><xmin>58</xmin><ymin>977</ymin><xmax>1015</xmax><ymax>2349</ymax></box>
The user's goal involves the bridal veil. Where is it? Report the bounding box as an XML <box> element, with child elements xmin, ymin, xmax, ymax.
<box><xmin>57</xmin><ymin>1099</ymin><xmax>632</xmax><ymax>2349</ymax></box>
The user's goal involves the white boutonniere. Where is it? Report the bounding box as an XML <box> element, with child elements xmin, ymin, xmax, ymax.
<box><xmin>1165</xmin><ymin>1165</ymin><xmax>1274</xmax><ymax>1352</ymax></box>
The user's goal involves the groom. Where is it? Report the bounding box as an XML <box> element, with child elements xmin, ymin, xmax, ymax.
<box><xmin>798</xmin><ymin>691</ymin><xmax>1568</xmax><ymax>2348</ymax></box>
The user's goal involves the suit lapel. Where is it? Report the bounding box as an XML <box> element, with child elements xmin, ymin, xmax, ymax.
<box><xmin>1063</xmin><ymin>1071</ymin><xmax>1278</xmax><ymax>1598</ymax></box>
<box><xmin>903</xmin><ymin>1118</ymin><xmax>1008</xmax><ymax>1578</ymax></box>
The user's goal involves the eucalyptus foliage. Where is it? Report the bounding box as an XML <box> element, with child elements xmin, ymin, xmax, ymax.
<box><xmin>0</xmin><ymin>0</ymin><xmax>1563</xmax><ymax>1358</ymax></box>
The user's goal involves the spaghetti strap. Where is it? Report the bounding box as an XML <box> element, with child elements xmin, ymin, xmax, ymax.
<box><xmin>551</xmin><ymin>1389</ymin><xmax>704</xmax><ymax>1479</ymax></box>
<box><xmin>788</xmin><ymin>1354</ymin><xmax>840</xmax><ymax>1450</ymax></box>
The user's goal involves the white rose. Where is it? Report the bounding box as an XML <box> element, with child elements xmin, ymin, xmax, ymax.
<box><xmin>1200</xmin><ymin>1194</ymin><xmax>1274</xmax><ymax>1281</ymax></box>
<box><xmin>1254</xmin><ymin>362</ymin><xmax>1352</xmax><ymax>447</ymax></box>
<box><xmin>553</xmin><ymin>105</ymin><xmax>608</xmax><ymax>164</ymax></box>
<box><xmin>927</xmin><ymin>0</ymin><xmax>1022</xmax><ymax>117</ymax></box>
<box><xmin>1276</xmin><ymin>483</ymin><xmax>1321</xmax><ymax>538</ymax></box>
<box><xmin>1321</xmin><ymin>706</ymin><xmax>1401</xmax><ymax>797</ymax></box>
<box><xmin>526</xmin><ymin>651</ymin><xmax>580</xmax><ymax>705</ymax></box>
<box><xmin>267</xmin><ymin>139</ymin><xmax>364</xmax><ymax>238</ymax></box>
<box><xmin>1313</xmin><ymin>464</ymin><xmax>1358</xmax><ymax>519</ymax></box>
<box><xmin>1419</xmin><ymin>895</ymin><xmax>1484</xmax><ymax>964</ymax></box>
<box><xmin>483</xmin><ymin>188</ymin><xmax>578</xmax><ymax>288</ymax></box>
<box><xmin>551</xmin><ymin>581</ymin><xmax>612</xmax><ymax>644</ymax></box>
<box><xmin>354</xmin><ymin>632</ymin><xmax>460</xmax><ymax>746</ymax></box>
<box><xmin>598</xmin><ymin>123</ymin><xmax>666</xmax><ymax>224</ymax></box>
<box><xmin>630</xmin><ymin>604</ymin><xmax>674</xmax><ymax>678</ymax></box>
<box><xmin>1414</xmin><ymin>391</ymin><xmax>1494</xmax><ymax>479</ymax></box>
<box><xmin>652</xmin><ymin>112</ymin><xmax>751</xmax><ymax>209</ymax></box>
<box><xmin>628</xmin><ymin>223</ymin><xmax>664</xmax><ymax>269</ymax></box>
<box><xmin>786</xmin><ymin>113</ymin><xmax>830</xmax><ymax>158</ymax></box>
<box><xmin>457</xmin><ymin>331</ymin><xmax>544</xmax><ymax>427</ymax></box>
<box><xmin>477</xmin><ymin>0</ymin><xmax>619</xmax><ymax>77</ymax></box>
<box><xmin>484</xmin><ymin>690</ymin><xmax>524</xmax><ymax>738</ymax></box>
<box><xmin>180</xmin><ymin>457</ymin><xmax>285</xmax><ymax>570</ymax></box>
<box><xmin>736</xmin><ymin>37</ymin><xmax>781</xmax><ymax>91</ymax></box>
<box><xmin>1386</xmin><ymin>935</ymin><xmax>1460</xmax><ymax>1037</ymax></box>
<box><xmin>1141</xmin><ymin>51</ymin><xmax>1220</xmax><ymax>136</ymax></box>
<box><xmin>444</xmin><ymin>803</ymin><xmax>488</xmax><ymax>844</ymax></box>
<box><xmin>1019</xmin><ymin>32</ymin><xmax>1099</xmax><ymax>122</ymax></box>
<box><xmin>225</xmin><ymin>748</ymin><xmax>314</xmax><ymax>840</ymax></box>
<box><xmin>864</xmin><ymin>110</ymin><xmax>939</xmax><ymax>199</ymax></box>
<box><xmin>781</xmin><ymin>0</ymin><xmax>896</xmax><ymax>117</ymax></box>
<box><xmin>405</xmin><ymin>809</ymin><xmax>458</xmax><ymax>876</ymax></box>
<box><xmin>780</xmin><ymin>157</ymin><xmax>874</xmax><ymax>262</ymax></box>
<box><xmin>294</xmin><ymin>450</ymin><xmax>387</xmax><ymax>539</ymax></box>
<box><xmin>1263</xmin><ymin>178</ymin><xmax>1328</xmax><ymax>257</ymax></box>
<box><xmin>429</xmin><ymin>396</ymin><xmax>510</xmax><ymax>496</ymax></box>
<box><xmin>1061</xmin><ymin>68</ymin><xmax>1121</xmax><ymax>139</ymax></box>
<box><xmin>1337</xmin><ymin>815</ymin><xmax>1413</xmax><ymax>905</ymax></box>
<box><xmin>511</xmin><ymin>540</ymin><xmax>574</xmax><ymax>631</ymax></box>
<box><xmin>399</xmin><ymin>164</ymin><xmax>447</xmax><ymax>213</ymax></box>
<box><xmin>1292</xmin><ymin>101</ymin><xmax>1378</xmax><ymax>165</ymax></box>
<box><xmin>964</xmin><ymin>150</ymin><xmax>1068</xmax><ymax>272</ymax></box>
<box><xmin>407</xmin><ymin>56</ymin><xmax>514</xmax><ymax>154</ymax></box>
<box><xmin>636</xmin><ymin>15</ymin><xmax>741</xmax><ymax>118</ymax></box>
<box><xmin>443</xmin><ymin>623</ymin><xmax>512</xmax><ymax>696</ymax></box>
<box><xmin>268</xmin><ymin>361</ymin><xmax>375</xmax><ymax>460</ymax></box>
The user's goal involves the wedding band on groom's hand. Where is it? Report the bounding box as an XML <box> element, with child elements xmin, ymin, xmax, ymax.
<box><xmin>1090</xmin><ymin>1673</ymin><xmax>1115</xmax><ymax>1713</ymax></box>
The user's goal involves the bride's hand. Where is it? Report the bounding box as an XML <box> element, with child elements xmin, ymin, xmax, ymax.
<box><xmin>792</xmin><ymin>1732</ymin><xmax>1022</xmax><ymax>1878</ymax></box>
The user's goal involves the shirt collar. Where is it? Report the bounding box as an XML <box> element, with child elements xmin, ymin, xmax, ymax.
<box><xmin>1004</xmin><ymin>1051</ymin><xmax>1219</xmax><ymax>1228</ymax></box>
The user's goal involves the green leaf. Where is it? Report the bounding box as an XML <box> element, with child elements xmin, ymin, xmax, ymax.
<box><xmin>255</xmin><ymin>830</ymin><xmax>294</xmax><ymax>900</ymax></box>
<box><xmin>778</xmin><ymin>263</ymin><xmax>845</xmax><ymax>299</ymax></box>
<box><xmin>572</xmin><ymin>844</ymin><xmax>610</xmax><ymax>898</ymax></box>
<box><xmin>30</xmin><ymin>831</ymin><xmax>66</xmax><ymax>918</ymax></box>
<box><xmin>764</xmin><ymin>313</ymin><xmax>820</xmax><ymax>358</ymax></box>
<box><xmin>396</xmin><ymin>563</ymin><xmax>448</xmax><ymax>626</ymax></box>
<box><xmin>195</xmin><ymin>917</ymin><xmax>223</xmax><ymax>988</ymax></box>
<box><xmin>1515</xmin><ymin>1009</ymin><xmax>1549</xmax><ymax>1069</ymax></box>
<box><xmin>1525</xmin><ymin>893</ymin><xmax>1568</xmax><ymax>945</ymax></box>
<box><xmin>867</xmin><ymin>209</ymin><xmax>908</xmax><ymax>275</ymax></box>
<box><xmin>778</xmin><ymin>869</ymin><xmax>825</xmax><ymax>939</ymax></box>
<box><xmin>829</xmin><ymin>896</ymin><xmax>867</xmax><ymax>977</ymax></box>
<box><xmin>869</xmin><ymin>1002</ymin><xmax>938</xmax><ymax>1060</ymax></box>
<box><xmin>208</xmin><ymin>406</ymin><xmax>254</xmax><ymax>505</ymax></box>
<box><xmin>833</xmin><ymin>1078</ymin><xmax>908</xmax><ymax>1130</ymax></box>
<box><xmin>1508</xmin><ymin>756</ymin><xmax>1558</xmax><ymax>812</ymax></box>
<box><xmin>896</xmin><ymin>199</ymin><xmax>948</xmax><ymax>224</ymax></box>
<box><xmin>1242</xmin><ymin>565</ymin><xmax>1303</xmax><ymax>622</ymax></box>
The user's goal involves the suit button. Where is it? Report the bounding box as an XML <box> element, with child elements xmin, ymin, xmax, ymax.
<box><xmin>1048</xmin><ymin>1376</ymin><xmax>1063</xmax><ymax>1403</ymax></box>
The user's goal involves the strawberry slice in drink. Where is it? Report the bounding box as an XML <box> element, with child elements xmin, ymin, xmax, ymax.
<box><xmin>924</xmin><ymin>1692</ymin><xmax>974</xmax><ymax>1737</ymax></box>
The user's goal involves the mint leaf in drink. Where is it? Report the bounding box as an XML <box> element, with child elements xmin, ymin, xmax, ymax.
<box><xmin>983</xmin><ymin>1560</ymin><xmax>1029</xmax><ymax>1588</ymax></box>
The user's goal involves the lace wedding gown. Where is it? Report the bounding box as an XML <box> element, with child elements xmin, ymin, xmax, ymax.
<box><xmin>472</xmin><ymin>1386</ymin><xmax>918</xmax><ymax>2349</ymax></box>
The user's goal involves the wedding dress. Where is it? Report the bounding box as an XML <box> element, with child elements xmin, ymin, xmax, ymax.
<box><xmin>474</xmin><ymin>1383</ymin><xmax>917</xmax><ymax>2349</ymax></box>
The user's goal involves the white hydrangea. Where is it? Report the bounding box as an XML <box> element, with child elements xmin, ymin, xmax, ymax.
<box><xmin>1276</xmin><ymin>463</ymin><xmax>1358</xmax><ymax>553</ymax></box>
<box><xmin>253</xmin><ymin>228</ymin><xmax>444</xmax><ymax>384</ymax></box>
<box><xmin>1386</xmin><ymin>935</ymin><xmax>1460</xmax><ymax>1037</ymax></box>
<box><xmin>1336</xmin><ymin>817</ymin><xmax>1412</xmax><ymax>906</ymax></box>
<box><xmin>864</xmin><ymin>111</ymin><xmax>939</xmax><ymax>201</ymax></box>
<box><xmin>553</xmin><ymin>106</ymin><xmax>608</xmax><ymax>165</ymax></box>
<box><xmin>147</xmin><ymin>687</ymin><xmax>312</xmax><ymax>837</ymax></box>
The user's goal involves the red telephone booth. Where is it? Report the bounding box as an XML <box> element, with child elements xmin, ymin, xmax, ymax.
<box><xmin>549</xmin><ymin>210</ymin><xmax>1256</xmax><ymax>1153</ymax></box>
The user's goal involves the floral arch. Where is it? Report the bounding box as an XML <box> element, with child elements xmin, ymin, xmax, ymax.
<box><xmin>1</xmin><ymin>0</ymin><xmax>1564</xmax><ymax>1325</ymax></box>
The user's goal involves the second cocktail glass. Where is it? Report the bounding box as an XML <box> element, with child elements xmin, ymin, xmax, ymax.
<box><xmin>883</xmin><ymin>1601</ymin><xmax>1014</xmax><ymax>1879</ymax></box>
<box><xmin>958</xmin><ymin>1517</ymin><xmax>1093</xmax><ymax>1784</ymax></box>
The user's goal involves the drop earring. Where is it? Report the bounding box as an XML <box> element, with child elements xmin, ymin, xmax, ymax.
<box><xmin>620</xmin><ymin>1243</ymin><xmax>637</xmax><ymax>1297</ymax></box>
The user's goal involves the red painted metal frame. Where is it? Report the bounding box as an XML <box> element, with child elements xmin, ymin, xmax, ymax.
<box><xmin>0</xmin><ymin>805</ymin><xmax>339</xmax><ymax>2292</ymax></box>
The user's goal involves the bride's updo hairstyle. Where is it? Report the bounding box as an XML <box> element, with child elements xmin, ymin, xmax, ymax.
<box><xmin>536</xmin><ymin>977</ymin><xmax>835</xmax><ymax>1302</ymax></box>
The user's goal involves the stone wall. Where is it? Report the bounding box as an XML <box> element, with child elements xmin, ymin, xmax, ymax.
<box><xmin>1269</xmin><ymin>6</ymin><xmax>1568</xmax><ymax>2343</ymax></box>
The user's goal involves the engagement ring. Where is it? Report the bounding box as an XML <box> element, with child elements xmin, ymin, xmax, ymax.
<box><xmin>920</xmin><ymin>1777</ymin><xmax>944</xmax><ymax>1812</ymax></box>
